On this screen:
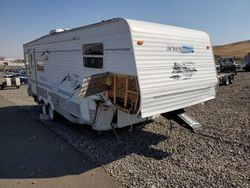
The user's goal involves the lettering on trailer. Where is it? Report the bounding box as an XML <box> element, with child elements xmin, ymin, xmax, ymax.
<box><xmin>166</xmin><ymin>45</ymin><xmax>194</xmax><ymax>53</ymax></box>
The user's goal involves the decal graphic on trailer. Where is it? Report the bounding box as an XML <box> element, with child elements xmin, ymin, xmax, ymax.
<box><xmin>180</xmin><ymin>45</ymin><xmax>194</xmax><ymax>53</ymax></box>
<box><xmin>170</xmin><ymin>62</ymin><xmax>197</xmax><ymax>80</ymax></box>
<box><xmin>166</xmin><ymin>45</ymin><xmax>194</xmax><ymax>53</ymax></box>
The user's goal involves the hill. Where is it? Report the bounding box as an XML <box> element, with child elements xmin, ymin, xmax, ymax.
<box><xmin>213</xmin><ymin>40</ymin><xmax>250</xmax><ymax>60</ymax></box>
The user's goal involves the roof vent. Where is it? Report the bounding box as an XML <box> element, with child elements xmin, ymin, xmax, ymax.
<box><xmin>49</xmin><ymin>28</ymin><xmax>70</xmax><ymax>35</ymax></box>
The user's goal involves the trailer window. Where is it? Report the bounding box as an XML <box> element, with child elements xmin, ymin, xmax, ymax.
<box><xmin>83</xmin><ymin>43</ymin><xmax>103</xmax><ymax>69</ymax></box>
<box><xmin>24</xmin><ymin>53</ymin><xmax>29</xmax><ymax>68</ymax></box>
<box><xmin>29</xmin><ymin>53</ymin><xmax>33</xmax><ymax>68</ymax></box>
<box><xmin>37</xmin><ymin>60</ymin><xmax>44</xmax><ymax>71</ymax></box>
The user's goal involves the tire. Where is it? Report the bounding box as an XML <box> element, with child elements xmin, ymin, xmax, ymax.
<box><xmin>230</xmin><ymin>76</ymin><xmax>234</xmax><ymax>84</ymax></box>
<box><xmin>225</xmin><ymin>77</ymin><xmax>230</xmax><ymax>85</ymax></box>
<box><xmin>16</xmin><ymin>86</ymin><xmax>20</xmax><ymax>89</ymax></box>
<box><xmin>41</xmin><ymin>102</ymin><xmax>47</xmax><ymax>115</ymax></box>
<box><xmin>48</xmin><ymin>104</ymin><xmax>55</xmax><ymax>120</ymax></box>
<box><xmin>0</xmin><ymin>85</ymin><xmax>3</xmax><ymax>90</ymax></box>
<box><xmin>27</xmin><ymin>85</ymin><xmax>32</xmax><ymax>96</ymax></box>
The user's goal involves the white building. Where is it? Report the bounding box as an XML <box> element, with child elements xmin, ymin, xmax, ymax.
<box><xmin>0</xmin><ymin>57</ymin><xmax>24</xmax><ymax>67</ymax></box>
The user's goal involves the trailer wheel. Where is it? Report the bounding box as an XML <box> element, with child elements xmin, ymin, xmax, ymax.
<box><xmin>48</xmin><ymin>104</ymin><xmax>55</xmax><ymax>121</ymax></box>
<box><xmin>0</xmin><ymin>85</ymin><xmax>3</xmax><ymax>90</ymax></box>
<box><xmin>230</xmin><ymin>75</ymin><xmax>234</xmax><ymax>84</ymax></box>
<box><xmin>225</xmin><ymin>77</ymin><xmax>230</xmax><ymax>85</ymax></box>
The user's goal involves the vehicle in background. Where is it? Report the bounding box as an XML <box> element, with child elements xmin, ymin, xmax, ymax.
<box><xmin>0</xmin><ymin>76</ymin><xmax>21</xmax><ymax>90</ymax></box>
<box><xmin>2</xmin><ymin>70</ymin><xmax>27</xmax><ymax>85</ymax></box>
<box><xmin>3</xmin><ymin>72</ymin><xmax>16</xmax><ymax>78</ymax></box>
<box><xmin>235</xmin><ymin>63</ymin><xmax>243</xmax><ymax>71</ymax></box>
<box><xmin>0</xmin><ymin>77</ymin><xmax>5</xmax><ymax>90</ymax></box>
<box><xmin>216</xmin><ymin>64</ymin><xmax>220</xmax><ymax>72</ymax></box>
<box><xmin>243</xmin><ymin>53</ymin><xmax>250</xmax><ymax>71</ymax></box>
<box><xmin>217</xmin><ymin>57</ymin><xmax>237</xmax><ymax>85</ymax></box>
<box><xmin>19</xmin><ymin>76</ymin><xmax>28</xmax><ymax>84</ymax></box>
<box><xmin>217</xmin><ymin>72</ymin><xmax>235</xmax><ymax>85</ymax></box>
<box><xmin>218</xmin><ymin>57</ymin><xmax>237</xmax><ymax>74</ymax></box>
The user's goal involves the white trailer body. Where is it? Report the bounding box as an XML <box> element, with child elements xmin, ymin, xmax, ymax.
<box><xmin>23</xmin><ymin>18</ymin><xmax>218</xmax><ymax>131</ymax></box>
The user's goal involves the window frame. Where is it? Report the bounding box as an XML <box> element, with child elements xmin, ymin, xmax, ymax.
<box><xmin>24</xmin><ymin>52</ymin><xmax>30</xmax><ymax>76</ymax></box>
<box><xmin>36</xmin><ymin>60</ymin><xmax>45</xmax><ymax>71</ymax></box>
<box><xmin>29</xmin><ymin>53</ymin><xmax>33</xmax><ymax>68</ymax></box>
<box><xmin>82</xmin><ymin>43</ymin><xmax>104</xmax><ymax>69</ymax></box>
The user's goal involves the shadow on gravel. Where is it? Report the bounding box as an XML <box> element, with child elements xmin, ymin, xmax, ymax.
<box><xmin>0</xmin><ymin>104</ymin><xmax>170</xmax><ymax>179</ymax></box>
<box><xmin>47</xmin><ymin>112</ymin><xmax>171</xmax><ymax>165</ymax></box>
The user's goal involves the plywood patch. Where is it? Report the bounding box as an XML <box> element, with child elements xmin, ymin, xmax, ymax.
<box><xmin>79</xmin><ymin>72</ymin><xmax>109</xmax><ymax>98</ymax></box>
<box><xmin>79</xmin><ymin>72</ymin><xmax>140</xmax><ymax>114</ymax></box>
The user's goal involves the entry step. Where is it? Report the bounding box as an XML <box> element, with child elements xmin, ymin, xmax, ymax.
<box><xmin>161</xmin><ymin>109</ymin><xmax>202</xmax><ymax>132</ymax></box>
<box><xmin>177</xmin><ymin>113</ymin><xmax>202</xmax><ymax>130</ymax></box>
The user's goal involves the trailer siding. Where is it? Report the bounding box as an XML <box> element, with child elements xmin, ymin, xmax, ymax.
<box><xmin>25</xmin><ymin>22</ymin><xmax>135</xmax><ymax>95</ymax></box>
<box><xmin>24</xmin><ymin>18</ymin><xmax>218</xmax><ymax>125</ymax></box>
<box><xmin>127</xmin><ymin>19</ymin><xmax>217</xmax><ymax>117</ymax></box>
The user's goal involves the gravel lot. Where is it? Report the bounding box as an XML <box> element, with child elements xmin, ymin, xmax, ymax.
<box><xmin>0</xmin><ymin>72</ymin><xmax>249</xmax><ymax>187</ymax></box>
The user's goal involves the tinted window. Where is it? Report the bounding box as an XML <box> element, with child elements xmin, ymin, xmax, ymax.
<box><xmin>37</xmin><ymin>60</ymin><xmax>44</xmax><ymax>71</ymax></box>
<box><xmin>83</xmin><ymin>43</ymin><xmax>103</xmax><ymax>69</ymax></box>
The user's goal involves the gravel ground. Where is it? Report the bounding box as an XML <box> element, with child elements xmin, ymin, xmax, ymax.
<box><xmin>0</xmin><ymin>72</ymin><xmax>249</xmax><ymax>187</ymax></box>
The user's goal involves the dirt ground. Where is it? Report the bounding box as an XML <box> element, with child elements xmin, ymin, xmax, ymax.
<box><xmin>0</xmin><ymin>72</ymin><xmax>249</xmax><ymax>187</ymax></box>
<box><xmin>0</xmin><ymin>90</ymin><xmax>123</xmax><ymax>187</ymax></box>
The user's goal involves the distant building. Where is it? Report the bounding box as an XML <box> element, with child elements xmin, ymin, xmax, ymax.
<box><xmin>0</xmin><ymin>57</ymin><xmax>24</xmax><ymax>67</ymax></box>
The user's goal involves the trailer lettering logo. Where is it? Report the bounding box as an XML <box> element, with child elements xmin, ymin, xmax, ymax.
<box><xmin>166</xmin><ymin>45</ymin><xmax>194</xmax><ymax>53</ymax></box>
<box><xmin>170</xmin><ymin>62</ymin><xmax>197</xmax><ymax>80</ymax></box>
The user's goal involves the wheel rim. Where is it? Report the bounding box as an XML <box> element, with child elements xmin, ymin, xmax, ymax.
<box><xmin>48</xmin><ymin>106</ymin><xmax>54</xmax><ymax>120</ymax></box>
<box><xmin>42</xmin><ymin>103</ymin><xmax>47</xmax><ymax>114</ymax></box>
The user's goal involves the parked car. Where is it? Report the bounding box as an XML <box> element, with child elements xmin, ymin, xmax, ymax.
<box><xmin>2</xmin><ymin>72</ymin><xmax>27</xmax><ymax>85</ymax></box>
<box><xmin>19</xmin><ymin>76</ymin><xmax>28</xmax><ymax>84</ymax></box>
<box><xmin>235</xmin><ymin>64</ymin><xmax>241</xmax><ymax>69</ymax></box>
<box><xmin>3</xmin><ymin>73</ymin><xmax>16</xmax><ymax>78</ymax></box>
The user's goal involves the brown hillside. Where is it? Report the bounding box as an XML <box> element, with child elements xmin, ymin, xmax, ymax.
<box><xmin>213</xmin><ymin>40</ymin><xmax>250</xmax><ymax>60</ymax></box>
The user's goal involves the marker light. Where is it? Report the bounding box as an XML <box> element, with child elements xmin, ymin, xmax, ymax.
<box><xmin>137</xmin><ymin>40</ymin><xmax>144</xmax><ymax>45</ymax></box>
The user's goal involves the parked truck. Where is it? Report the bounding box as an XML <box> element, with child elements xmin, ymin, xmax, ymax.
<box><xmin>217</xmin><ymin>57</ymin><xmax>236</xmax><ymax>85</ymax></box>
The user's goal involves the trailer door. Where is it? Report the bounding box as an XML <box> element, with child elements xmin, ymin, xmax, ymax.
<box><xmin>29</xmin><ymin>49</ymin><xmax>37</xmax><ymax>95</ymax></box>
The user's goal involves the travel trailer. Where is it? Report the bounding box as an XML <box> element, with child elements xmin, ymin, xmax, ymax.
<box><xmin>23</xmin><ymin>18</ymin><xmax>218</xmax><ymax>131</ymax></box>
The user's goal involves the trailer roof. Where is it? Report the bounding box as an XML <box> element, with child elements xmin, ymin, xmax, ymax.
<box><xmin>23</xmin><ymin>18</ymin><xmax>122</xmax><ymax>47</ymax></box>
<box><xmin>23</xmin><ymin>18</ymin><xmax>208</xmax><ymax>47</ymax></box>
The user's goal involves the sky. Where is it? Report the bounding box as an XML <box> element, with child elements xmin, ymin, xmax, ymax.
<box><xmin>0</xmin><ymin>0</ymin><xmax>249</xmax><ymax>58</ymax></box>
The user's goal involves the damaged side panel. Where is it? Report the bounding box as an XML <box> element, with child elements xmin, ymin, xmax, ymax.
<box><xmin>79</xmin><ymin>72</ymin><xmax>140</xmax><ymax>115</ymax></box>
